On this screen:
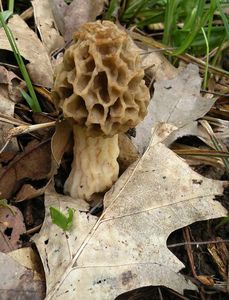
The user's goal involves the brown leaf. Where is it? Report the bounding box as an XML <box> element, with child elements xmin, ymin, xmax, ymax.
<box><xmin>51</xmin><ymin>119</ymin><xmax>72</xmax><ymax>165</ymax></box>
<box><xmin>0</xmin><ymin>140</ymin><xmax>51</xmax><ymax>199</ymax></box>
<box><xmin>15</xmin><ymin>184</ymin><xmax>45</xmax><ymax>202</ymax></box>
<box><xmin>196</xmin><ymin>275</ymin><xmax>214</xmax><ymax>286</ymax></box>
<box><xmin>0</xmin><ymin>205</ymin><xmax>26</xmax><ymax>252</ymax></box>
<box><xmin>0</xmin><ymin>65</ymin><xmax>25</xmax><ymax>103</ymax></box>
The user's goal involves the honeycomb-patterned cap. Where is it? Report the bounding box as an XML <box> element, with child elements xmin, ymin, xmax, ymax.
<box><xmin>52</xmin><ymin>21</ymin><xmax>150</xmax><ymax>136</ymax></box>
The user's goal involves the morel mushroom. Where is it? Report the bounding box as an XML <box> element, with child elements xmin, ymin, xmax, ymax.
<box><xmin>52</xmin><ymin>21</ymin><xmax>150</xmax><ymax>201</ymax></box>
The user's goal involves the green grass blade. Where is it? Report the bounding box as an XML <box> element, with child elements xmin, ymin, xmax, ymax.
<box><xmin>216</xmin><ymin>0</ymin><xmax>229</xmax><ymax>40</ymax></box>
<box><xmin>20</xmin><ymin>89</ymin><xmax>37</xmax><ymax>111</ymax></box>
<box><xmin>8</xmin><ymin>0</ymin><xmax>14</xmax><ymax>13</ymax></box>
<box><xmin>163</xmin><ymin>0</ymin><xmax>180</xmax><ymax>46</ymax></box>
<box><xmin>0</xmin><ymin>10</ymin><xmax>12</xmax><ymax>26</ymax></box>
<box><xmin>0</xmin><ymin>12</ymin><xmax>42</xmax><ymax>112</ymax></box>
<box><xmin>201</xmin><ymin>27</ymin><xmax>209</xmax><ymax>89</ymax></box>
<box><xmin>172</xmin><ymin>0</ymin><xmax>210</xmax><ymax>55</ymax></box>
<box><xmin>104</xmin><ymin>0</ymin><xmax>121</xmax><ymax>20</ymax></box>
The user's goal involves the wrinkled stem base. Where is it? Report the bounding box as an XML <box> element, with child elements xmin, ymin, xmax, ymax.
<box><xmin>64</xmin><ymin>125</ymin><xmax>119</xmax><ymax>201</ymax></box>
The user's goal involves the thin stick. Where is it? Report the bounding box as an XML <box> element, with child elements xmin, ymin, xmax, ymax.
<box><xmin>6</xmin><ymin>121</ymin><xmax>56</xmax><ymax>139</ymax></box>
<box><xmin>168</xmin><ymin>239</ymin><xmax>229</xmax><ymax>248</ymax></box>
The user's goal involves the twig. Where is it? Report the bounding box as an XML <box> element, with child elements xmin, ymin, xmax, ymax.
<box><xmin>6</xmin><ymin>121</ymin><xmax>56</xmax><ymax>139</ymax></box>
<box><xmin>20</xmin><ymin>7</ymin><xmax>33</xmax><ymax>21</ymax></box>
<box><xmin>0</xmin><ymin>113</ymin><xmax>28</xmax><ymax>126</ymax></box>
<box><xmin>183</xmin><ymin>227</ymin><xmax>197</xmax><ymax>277</ymax></box>
<box><xmin>168</xmin><ymin>239</ymin><xmax>229</xmax><ymax>248</ymax></box>
<box><xmin>158</xmin><ymin>287</ymin><xmax>163</xmax><ymax>300</ymax></box>
<box><xmin>183</xmin><ymin>227</ymin><xmax>205</xmax><ymax>300</ymax></box>
<box><xmin>0</xmin><ymin>140</ymin><xmax>10</xmax><ymax>154</ymax></box>
<box><xmin>201</xmin><ymin>89</ymin><xmax>229</xmax><ymax>97</ymax></box>
<box><xmin>26</xmin><ymin>224</ymin><xmax>42</xmax><ymax>235</ymax></box>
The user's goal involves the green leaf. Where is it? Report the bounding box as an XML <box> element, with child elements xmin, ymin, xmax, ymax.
<box><xmin>0</xmin><ymin>11</ymin><xmax>13</xmax><ymax>27</ymax></box>
<box><xmin>0</xmin><ymin>199</ymin><xmax>8</xmax><ymax>206</ymax></box>
<box><xmin>104</xmin><ymin>0</ymin><xmax>121</xmax><ymax>20</ymax></box>
<box><xmin>50</xmin><ymin>207</ymin><xmax>74</xmax><ymax>231</ymax></box>
<box><xmin>0</xmin><ymin>199</ymin><xmax>16</xmax><ymax>215</ymax></box>
<box><xmin>216</xmin><ymin>0</ymin><xmax>229</xmax><ymax>41</ymax></box>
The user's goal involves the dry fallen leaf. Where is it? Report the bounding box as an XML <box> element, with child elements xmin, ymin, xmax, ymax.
<box><xmin>0</xmin><ymin>15</ymin><xmax>53</xmax><ymax>88</ymax></box>
<box><xmin>0</xmin><ymin>248</ymin><xmax>45</xmax><ymax>299</ymax></box>
<box><xmin>50</xmin><ymin>0</ymin><xmax>107</xmax><ymax>42</ymax></box>
<box><xmin>0</xmin><ymin>66</ymin><xmax>24</xmax><ymax>151</ymax></box>
<box><xmin>15</xmin><ymin>183</ymin><xmax>47</xmax><ymax>202</ymax></box>
<box><xmin>0</xmin><ymin>66</ymin><xmax>25</xmax><ymax>102</ymax></box>
<box><xmin>32</xmin><ymin>0</ymin><xmax>64</xmax><ymax>54</ymax></box>
<box><xmin>51</xmin><ymin>119</ymin><xmax>72</xmax><ymax>165</ymax></box>
<box><xmin>208</xmin><ymin>237</ymin><xmax>229</xmax><ymax>281</ymax></box>
<box><xmin>140</xmin><ymin>49</ymin><xmax>178</xmax><ymax>81</ymax></box>
<box><xmin>0</xmin><ymin>205</ymin><xmax>26</xmax><ymax>252</ymax></box>
<box><xmin>118</xmin><ymin>133</ymin><xmax>140</xmax><ymax>173</ymax></box>
<box><xmin>34</xmin><ymin>192</ymin><xmax>98</xmax><ymax>296</ymax></box>
<box><xmin>49</xmin><ymin>0</ymin><xmax>67</xmax><ymax>36</ymax></box>
<box><xmin>0</xmin><ymin>140</ymin><xmax>51</xmax><ymax>199</ymax></box>
<box><xmin>34</xmin><ymin>129</ymin><xmax>227</xmax><ymax>299</ymax></box>
<box><xmin>134</xmin><ymin>64</ymin><xmax>216</xmax><ymax>153</ymax></box>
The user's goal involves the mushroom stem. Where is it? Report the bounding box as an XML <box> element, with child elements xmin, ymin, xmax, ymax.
<box><xmin>64</xmin><ymin>125</ymin><xmax>119</xmax><ymax>200</ymax></box>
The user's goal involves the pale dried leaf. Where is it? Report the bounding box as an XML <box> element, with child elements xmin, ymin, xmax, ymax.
<box><xmin>0</xmin><ymin>15</ymin><xmax>53</xmax><ymax>88</ymax></box>
<box><xmin>34</xmin><ymin>132</ymin><xmax>226</xmax><ymax>299</ymax></box>
<box><xmin>33</xmin><ymin>192</ymin><xmax>98</xmax><ymax>295</ymax></box>
<box><xmin>64</xmin><ymin>0</ymin><xmax>107</xmax><ymax>42</ymax></box>
<box><xmin>162</xmin><ymin>122</ymin><xmax>204</xmax><ymax>148</ymax></box>
<box><xmin>0</xmin><ymin>96</ymin><xmax>16</xmax><ymax>151</ymax></box>
<box><xmin>49</xmin><ymin>0</ymin><xmax>67</xmax><ymax>36</ymax></box>
<box><xmin>134</xmin><ymin>64</ymin><xmax>216</xmax><ymax>153</ymax></box>
<box><xmin>32</xmin><ymin>0</ymin><xmax>64</xmax><ymax>54</ymax></box>
<box><xmin>0</xmin><ymin>249</ymin><xmax>45</xmax><ymax>299</ymax></box>
<box><xmin>0</xmin><ymin>66</ymin><xmax>24</xmax><ymax>151</ymax></box>
<box><xmin>8</xmin><ymin>247</ymin><xmax>45</xmax><ymax>281</ymax></box>
<box><xmin>0</xmin><ymin>205</ymin><xmax>26</xmax><ymax>252</ymax></box>
<box><xmin>49</xmin><ymin>0</ymin><xmax>107</xmax><ymax>42</ymax></box>
<box><xmin>141</xmin><ymin>50</ymin><xmax>178</xmax><ymax>81</ymax></box>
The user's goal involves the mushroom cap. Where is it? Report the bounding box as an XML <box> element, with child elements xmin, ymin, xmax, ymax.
<box><xmin>52</xmin><ymin>21</ymin><xmax>150</xmax><ymax>136</ymax></box>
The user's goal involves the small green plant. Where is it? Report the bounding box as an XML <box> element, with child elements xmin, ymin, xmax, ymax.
<box><xmin>105</xmin><ymin>0</ymin><xmax>229</xmax><ymax>58</ymax></box>
<box><xmin>0</xmin><ymin>199</ymin><xmax>15</xmax><ymax>215</ymax></box>
<box><xmin>0</xmin><ymin>7</ymin><xmax>42</xmax><ymax>112</ymax></box>
<box><xmin>50</xmin><ymin>207</ymin><xmax>74</xmax><ymax>231</ymax></box>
